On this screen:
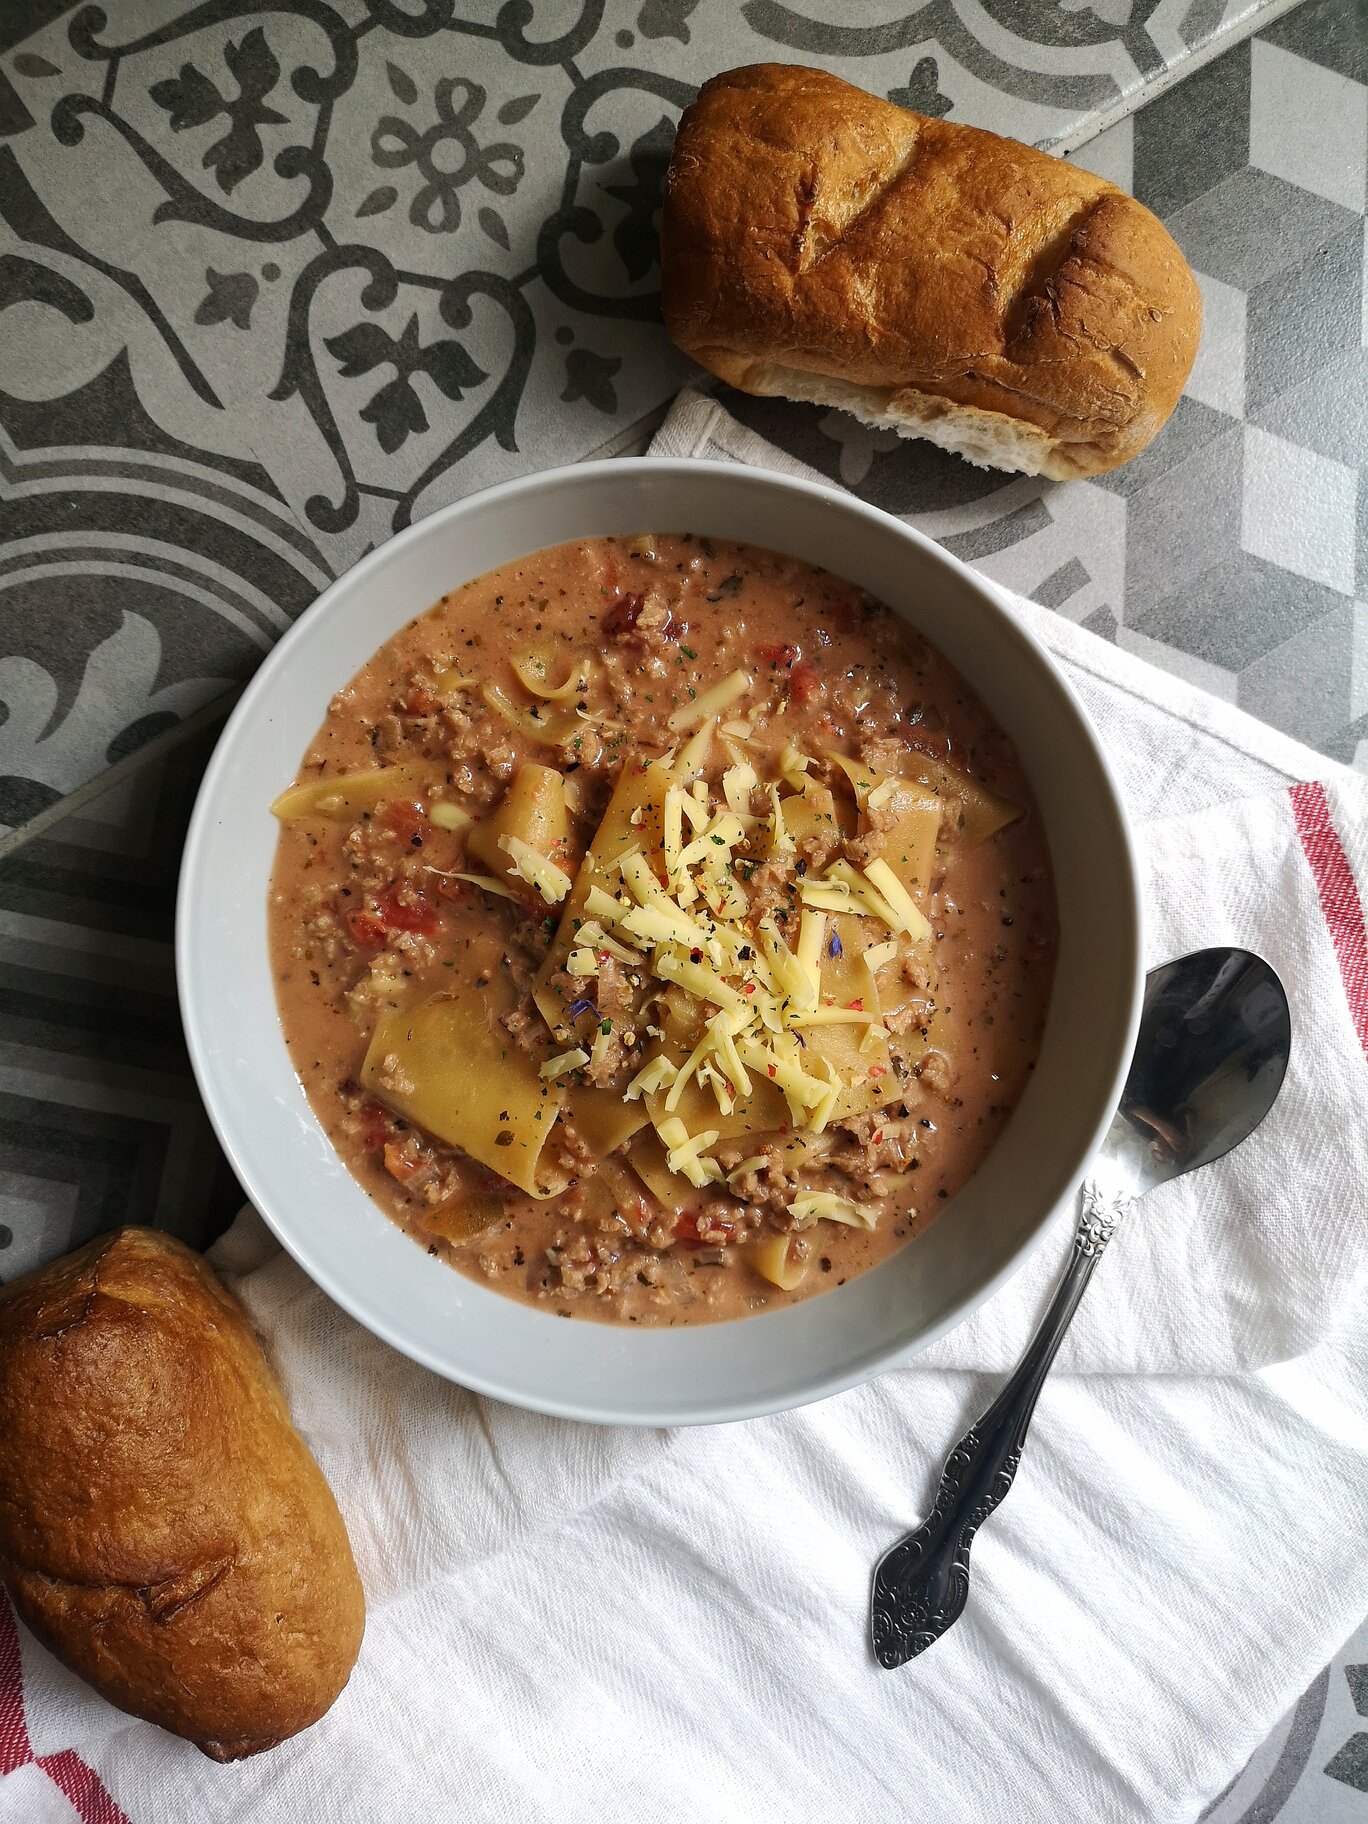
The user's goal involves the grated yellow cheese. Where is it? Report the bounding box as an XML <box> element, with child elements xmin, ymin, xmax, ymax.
<box><xmin>779</xmin><ymin>744</ymin><xmax>811</xmax><ymax>790</ymax></box>
<box><xmin>722</xmin><ymin>760</ymin><xmax>758</xmax><ymax>820</ymax></box>
<box><xmin>863</xmin><ymin>858</ymin><xmax>934</xmax><ymax>941</ymax></box>
<box><xmin>498</xmin><ymin>834</ymin><xmax>572</xmax><ymax>905</ymax></box>
<box><xmin>795</xmin><ymin>908</ymin><xmax>827</xmax><ymax>1009</ymax></box>
<box><xmin>788</xmin><ymin>1191</ymin><xmax>878</xmax><ymax>1230</ymax></box>
<box><xmin>827</xmin><ymin>859</ymin><xmax>902</xmax><ymax>930</ymax></box>
<box><xmin>766</xmin><ymin>782</ymin><xmax>795</xmax><ymax>855</ymax></box>
<box><xmin>655</xmin><ymin>950</ymin><xmax>746</xmax><ymax>1011</ymax></box>
<box><xmin>668</xmin><ymin>669</ymin><xmax>752</xmax><ymax>731</ymax></box>
<box><xmin>449</xmin><ymin>871</ymin><xmax>520</xmax><ymax>902</ymax></box>
<box><xmin>726</xmin><ymin>1153</ymin><xmax>769</xmax><ymax>1185</ymax></box>
<box><xmin>799</xmin><ymin>880</ymin><xmax>855</xmax><ymax>914</ymax></box>
<box><xmin>540</xmin><ymin>1048</ymin><xmax>589</xmax><ymax>1080</ymax></box>
<box><xmin>625</xmin><ymin>1053</ymin><xmax>678</xmax><ymax>1101</ymax></box>
<box><xmin>655</xmin><ymin>1116</ymin><xmax>723</xmax><ymax>1186</ymax></box>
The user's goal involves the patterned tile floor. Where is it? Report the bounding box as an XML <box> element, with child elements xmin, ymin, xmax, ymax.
<box><xmin>0</xmin><ymin>0</ymin><xmax>1312</xmax><ymax>833</ymax></box>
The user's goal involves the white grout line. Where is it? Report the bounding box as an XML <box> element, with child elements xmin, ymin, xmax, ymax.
<box><xmin>1049</xmin><ymin>0</ymin><xmax>1307</xmax><ymax>155</ymax></box>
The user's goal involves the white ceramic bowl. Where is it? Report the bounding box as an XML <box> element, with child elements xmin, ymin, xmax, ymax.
<box><xmin>178</xmin><ymin>459</ymin><xmax>1142</xmax><ymax>1426</ymax></box>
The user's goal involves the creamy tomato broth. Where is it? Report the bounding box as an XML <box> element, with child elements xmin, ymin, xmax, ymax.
<box><xmin>269</xmin><ymin>535</ymin><xmax>1055</xmax><ymax>1325</ymax></box>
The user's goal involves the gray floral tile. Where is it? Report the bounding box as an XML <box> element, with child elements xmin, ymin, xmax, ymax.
<box><xmin>0</xmin><ymin>0</ymin><xmax>1305</xmax><ymax>833</ymax></box>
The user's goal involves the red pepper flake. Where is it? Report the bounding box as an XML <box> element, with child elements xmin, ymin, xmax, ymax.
<box><xmin>867</xmin><ymin>1064</ymin><xmax>886</xmax><ymax>1078</ymax></box>
<box><xmin>872</xmin><ymin>1130</ymin><xmax>884</xmax><ymax>1146</ymax></box>
<box><xmin>767</xmin><ymin>1064</ymin><xmax>777</xmax><ymax>1078</ymax></box>
<box><xmin>743</xmin><ymin>981</ymin><xmax>756</xmax><ymax>995</ymax></box>
<box><xmin>845</xmin><ymin>998</ymin><xmax>864</xmax><ymax>1012</ymax></box>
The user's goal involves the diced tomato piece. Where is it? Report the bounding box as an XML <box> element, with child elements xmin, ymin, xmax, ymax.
<box><xmin>675</xmin><ymin>1211</ymin><xmax>737</xmax><ymax>1246</ymax></box>
<box><xmin>344</xmin><ymin>907</ymin><xmax>388</xmax><ymax>950</ymax></box>
<box><xmin>358</xmin><ymin>1100</ymin><xmax>397</xmax><ymax>1150</ymax></box>
<box><xmin>382</xmin><ymin>799</ymin><xmax>431</xmax><ymax>842</ymax></box>
<box><xmin>602</xmin><ymin>592</ymin><xmax>645</xmax><ymax>640</ymax></box>
<box><xmin>755</xmin><ymin>640</ymin><xmax>799</xmax><ymax>669</ymax></box>
<box><xmin>402</xmin><ymin>687</ymin><xmax>438</xmax><ymax>716</ymax></box>
<box><xmin>383</xmin><ymin>1140</ymin><xmax>422</xmax><ymax>1184</ymax></box>
<box><xmin>789</xmin><ymin>659</ymin><xmax>822</xmax><ymax>705</ymax></box>
<box><xmin>377</xmin><ymin>887</ymin><xmax>438</xmax><ymax>935</ymax></box>
<box><xmin>431</xmin><ymin>873</ymin><xmax>470</xmax><ymax>905</ymax></box>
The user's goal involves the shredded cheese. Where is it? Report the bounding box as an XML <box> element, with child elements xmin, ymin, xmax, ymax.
<box><xmin>625</xmin><ymin>1054</ymin><xmax>678</xmax><ymax>1101</ymax></box>
<box><xmin>540</xmin><ymin>1048</ymin><xmax>589</xmax><ymax>1080</ymax></box>
<box><xmin>788</xmin><ymin>1191</ymin><xmax>878</xmax><ymax>1230</ymax></box>
<box><xmin>722</xmin><ymin>760</ymin><xmax>758</xmax><ymax>820</ymax></box>
<box><xmin>448</xmin><ymin>871</ymin><xmax>520</xmax><ymax>901</ymax></box>
<box><xmin>726</xmin><ymin>1154</ymin><xmax>769</xmax><ymax>1185</ymax></box>
<box><xmin>668</xmin><ymin>669</ymin><xmax>752</xmax><ymax>731</ymax></box>
<box><xmin>826</xmin><ymin>860</ymin><xmax>903</xmax><ymax>931</ymax></box>
<box><xmin>655</xmin><ymin>1116</ymin><xmax>723</xmax><ymax>1187</ymax></box>
<box><xmin>497</xmin><ymin>834</ymin><xmax>572</xmax><ymax>905</ymax></box>
<box><xmin>766</xmin><ymin>782</ymin><xmax>795</xmax><ymax>855</ymax></box>
<box><xmin>863</xmin><ymin>857</ymin><xmax>934</xmax><ymax>941</ymax></box>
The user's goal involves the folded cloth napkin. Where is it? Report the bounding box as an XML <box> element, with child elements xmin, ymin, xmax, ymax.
<box><xmin>4</xmin><ymin>392</ymin><xmax>1367</xmax><ymax>1824</ymax></box>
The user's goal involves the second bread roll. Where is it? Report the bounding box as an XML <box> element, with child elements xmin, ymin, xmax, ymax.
<box><xmin>662</xmin><ymin>64</ymin><xmax>1201</xmax><ymax>479</ymax></box>
<box><xmin>0</xmin><ymin>1228</ymin><xmax>365</xmax><ymax>1761</ymax></box>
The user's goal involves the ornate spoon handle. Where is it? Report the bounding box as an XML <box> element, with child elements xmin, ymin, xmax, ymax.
<box><xmin>870</xmin><ymin>1184</ymin><xmax>1131</xmax><ymax>1668</ymax></box>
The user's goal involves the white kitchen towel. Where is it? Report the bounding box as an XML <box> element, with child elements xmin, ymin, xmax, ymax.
<box><xmin>2</xmin><ymin>392</ymin><xmax>1367</xmax><ymax>1824</ymax></box>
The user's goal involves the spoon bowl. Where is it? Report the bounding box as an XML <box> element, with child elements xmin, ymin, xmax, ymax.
<box><xmin>1106</xmin><ymin>947</ymin><xmax>1292</xmax><ymax>1196</ymax></box>
<box><xmin>870</xmin><ymin>946</ymin><xmax>1292</xmax><ymax>1668</ymax></box>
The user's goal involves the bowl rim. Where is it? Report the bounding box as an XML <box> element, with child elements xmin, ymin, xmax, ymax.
<box><xmin>177</xmin><ymin>456</ymin><xmax>1143</xmax><ymax>1424</ymax></box>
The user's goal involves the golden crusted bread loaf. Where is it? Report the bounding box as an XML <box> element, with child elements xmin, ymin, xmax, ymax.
<box><xmin>662</xmin><ymin>64</ymin><xmax>1202</xmax><ymax>479</ymax></box>
<box><xmin>0</xmin><ymin>1228</ymin><xmax>364</xmax><ymax>1761</ymax></box>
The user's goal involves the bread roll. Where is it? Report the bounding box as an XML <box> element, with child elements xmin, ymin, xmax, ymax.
<box><xmin>0</xmin><ymin>1228</ymin><xmax>364</xmax><ymax>1761</ymax></box>
<box><xmin>661</xmin><ymin>64</ymin><xmax>1201</xmax><ymax>479</ymax></box>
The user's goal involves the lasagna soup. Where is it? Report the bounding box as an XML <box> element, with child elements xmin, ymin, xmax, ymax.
<box><xmin>269</xmin><ymin>535</ymin><xmax>1055</xmax><ymax>1325</ymax></box>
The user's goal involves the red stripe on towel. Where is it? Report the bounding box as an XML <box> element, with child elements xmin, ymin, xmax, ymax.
<box><xmin>1291</xmin><ymin>780</ymin><xmax>1368</xmax><ymax>1050</ymax></box>
<box><xmin>38</xmin><ymin>1750</ymin><xmax>133</xmax><ymax>1824</ymax></box>
<box><xmin>0</xmin><ymin>1596</ymin><xmax>131</xmax><ymax>1822</ymax></box>
<box><xmin>0</xmin><ymin>1597</ymin><xmax>30</xmax><ymax>1775</ymax></box>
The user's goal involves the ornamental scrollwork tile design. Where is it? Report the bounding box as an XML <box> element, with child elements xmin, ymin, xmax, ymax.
<box><xmin>0</xmin><ymin>0</ymin><xmax>1264</xmax><ymax>819</ymax></box>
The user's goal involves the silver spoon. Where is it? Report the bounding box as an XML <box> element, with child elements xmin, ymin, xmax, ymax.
<box><xmin>870</xmin><ymin>946</ymin><xmax>1292</xmax><ymax>1668</ymax></box>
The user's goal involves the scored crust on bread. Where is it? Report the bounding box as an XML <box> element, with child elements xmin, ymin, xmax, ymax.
<box><xmin>662</xmin><ymin>64</ymin><xmax>1202</xmax><ymax>479</ymax></box>
<box><xmin>0</xmin><ymin>1228</ymin><xmax>365</xmax><ymax>1761</ymax></box>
